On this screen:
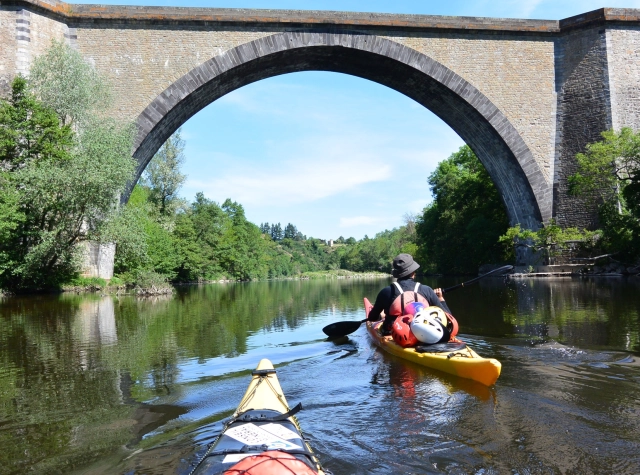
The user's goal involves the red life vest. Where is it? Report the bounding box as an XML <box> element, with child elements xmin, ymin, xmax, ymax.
<box><xmin>388</xmin><ymin>282</ymin><xmax>430</xmax><ymax>316</ymax></box>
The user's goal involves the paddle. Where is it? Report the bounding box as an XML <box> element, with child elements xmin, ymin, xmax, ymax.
<box><xmin>322</xmin><ymin>265</ymin><xmax>514</xmax><ymax>338</ymax></box>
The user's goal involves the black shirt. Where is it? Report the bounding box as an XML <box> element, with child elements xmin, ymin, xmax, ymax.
<box><xmin>368</xmin><ymin>278</ymin><xmax>451</xmax><ymax>332</ymax></box>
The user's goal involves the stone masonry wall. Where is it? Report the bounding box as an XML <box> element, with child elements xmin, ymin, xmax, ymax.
<box><xmin>0</xmin><ymin>4</ymin><xmax>69</xmax><ymax>96</ymax></box>
<box><xmin>606</xmin><ymin>25</ymin><xmax>640</xmax><ymax>131</ymax></box>
<box><xmin>72</xmin><ymin>25</ymin><xmax>557</xmax><ymax>190</ymax></box>
<box><xmin>553</xmin><ymin>27</ymin><xmax>612</xmax><ymax>229</ymax></box>
<box><xmin>73</xmin><ymin>25</ymin><xmax>272</xmax><ymax>123</ymax></box>
<box><xmin>0</xmin><ymin>8</ymin><xmax>15</xmax><ymax>95</ymax></box>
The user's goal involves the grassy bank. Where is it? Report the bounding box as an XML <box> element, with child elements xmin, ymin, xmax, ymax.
<box><xmin>54</xmin><ymin>270</ymin><xmax>389</xmax><ymax>295</ymax></box>
<box><xmin>299</xmin><ymin>270</ymin><xmax>389</xmax><ymax>280</ymax></box>
<box><xmin>61</xmin><ymin>273</ymin><xmax>172</xmax><ymax>295</ymax></box>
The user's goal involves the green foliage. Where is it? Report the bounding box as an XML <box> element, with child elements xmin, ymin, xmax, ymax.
<box><xmin>622</xmin><ymin>170</ymin><xmax>640</xmax><ymax>218</ymax></box>
<box><xmin>415</xmin><ymin>145</ymin><xmax>510</xmax><ymax>273</ymax></box>
<box><xmin>102</xmin><ymin>198</ymin><xmax>150</xmax><ymax>275</ymax></box>
<box><xmin>64</xmin><ymin>276</ymin><xmax>109</xmax><ymax>288</ymax></box>
<box><xmin>270</xmin><ymin>222</ymin><xmax>284</xmax><ymax>241</ymax></box>
<box><xmin>0</xmin><ymin>44</ymin><xmax>135</xmax><ymax>290</ymax></box>
<box><xmin>595</xmin><ymin>203</ymin><xmax>640</xmax><ymax>259</ymax></box>
<box><xmin>0</xmin><ymin>76</ymin><xmax>74</xmax><ymax>170</ymax></box>
<box><xmin>115</xmin><ymin>163</ymin><xmax>412</xmax><ymax>281</ymax></box>
<box><xmin>143</xmin><ymin>129</ymin><xmax>187</xmax><ymax>217</ymax></box>
<box><xmin>499</xmin><ymin>221</ymin><xmax>599</xmax><ymax>264</ymax></box>
<box><xmin>339</xmin><ymin>225</ymin><xmax>416</xmax><ymax>273</ymax></box>
<box><xmin>29</xmin><ymin>40</ymin><xmax>111</xmax><ymax>126</ymax></box>
<box><xmin>0</xmin><ymin>173</ymin><xmax>24</xmax><ymax>280</ymax></box>
<box><xmin>117</xmin><ymin>187</ymin><xmax>279</xmax><ymax>282</ymax></box>
<box><xmin>131</xmin><ymin>269</ymin><xmax>172</xmax><ymax>292</ymax></box>
<box><xmin>568</xmin><ymin>127</ymin><xmax>640</xmax><ymax>260</ymax></box>
<box><xmin>108</xmin><ymin>185</ymin><xmax>177</xmax><ymax>279</ymax></box>
<box><xmin>568</xmin><ymin>128</ymin><xmax>640</xmax><ymax>201</ymax></box>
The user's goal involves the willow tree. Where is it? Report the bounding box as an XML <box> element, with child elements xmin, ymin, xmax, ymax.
<box><xmin>0</xmin><ymin>42</ymin><xmax>135</xmax><ymax>289</ymax></box>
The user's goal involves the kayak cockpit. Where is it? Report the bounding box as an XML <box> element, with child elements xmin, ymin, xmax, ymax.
<box><xmin>190</xmin><ymin>359</ymin><xmax>326</xmax><ymax>475</ymax></box>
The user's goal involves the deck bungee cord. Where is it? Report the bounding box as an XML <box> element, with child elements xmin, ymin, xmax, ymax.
<box><xmin>188</xmin><ymin>360</ymin><xmax>328</xmax><ymax>475</ymax></box>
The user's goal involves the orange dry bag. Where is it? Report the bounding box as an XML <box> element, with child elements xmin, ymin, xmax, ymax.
<box><xmin>446</xmin><ymin>313</ymin><xmax>459</xmax><ymax>340</ymax></box>
<box><xmin>224</xmin><ymin>451</ymin><xmax>317</xmax><ymax>475</ymax></box>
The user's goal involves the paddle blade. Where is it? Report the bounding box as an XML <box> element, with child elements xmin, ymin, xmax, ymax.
<box><xmin>322</xmin><ymin>319</ymin><xmax>365</xmax><ymax>338</ymax></box>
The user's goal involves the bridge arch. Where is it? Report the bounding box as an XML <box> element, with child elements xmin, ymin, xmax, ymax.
<box><xmin>132</xmin><ymin>30</ymin><xmax>551</xmax><ymax>230</ymax></box>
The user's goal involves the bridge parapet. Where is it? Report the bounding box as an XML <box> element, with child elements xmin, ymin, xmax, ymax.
<box><xmin>4</xmin><ymin>1</ymin><xmax>640</xmax><ymax>33</ymax></box>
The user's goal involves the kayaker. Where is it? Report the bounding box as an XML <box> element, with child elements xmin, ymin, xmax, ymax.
<box><xmin>367</xmin><ymin>253</ymin><xmax>451</xmax><ymax>335</ymax></box>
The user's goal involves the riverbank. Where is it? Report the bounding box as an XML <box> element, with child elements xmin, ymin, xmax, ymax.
<box><xmin>51</xmin><ymin>270</ymin><xmax>391</xmax><ymax>295</ymax></box>
<box><xmin>511</xmin><ymin>263</ymin><xmax>640</xmax><ymax>277</ymax></box>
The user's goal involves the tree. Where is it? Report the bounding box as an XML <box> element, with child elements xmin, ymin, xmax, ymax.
<box><xmin>339</xmin><ymin>226</ymin><xmax>416</xmax><ymax>273</ymax></box>
<box><xmin>569</xmin><ymin>128</ymin><xmax>640</xmax><ymax>207</ymax></box>
<box><xmin>415</xmin><ymin>145</ymin><xmax>510</xmax><ymax>274</ymax></box>
<box><xmin>0</xmin><ymin>76</ymin><xmax>74</xmax><ymax>171</ymax></box>
<box><xmin>284</xmin><ymin>223</ymin><xmax>298</xmax><ymax>240</ymax></box>
<box><xmin>28</xmin><ymin>40</ymin><xmax>110</xmax><ymax>127</ymax></box>
<box><xmin>0</xmin><ymin>173</ymin><xmax>24</xmax><ymax>280</ymax></box>
<box><xmin>499</xmin><ymin>221</ymin><xmax>598</xmax><ymax>265</ymax></box>
<box><xmin>0</xmin><ymin>43</ymin><xmax>135</xmax><ymax>289</ymax></box>
<box><xmin>568</xmin><ymin>127</ymin><xmax>640</xmax><ymax>259</ymax></box>
<box><xmin>270</xmin><ymin>223</ymin><xmax>283</xmax><ymax>241</ymax></box>
<box><xmin>144</xmin><ymin>129</ymin><xmax>187</xmax><ymax>217</ymax></box>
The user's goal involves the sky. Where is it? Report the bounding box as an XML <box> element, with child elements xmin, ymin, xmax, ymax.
<box><xmin>71</xmin><ymin>0</ymin><xmax>640</xmax><ymax>241</ymax></box>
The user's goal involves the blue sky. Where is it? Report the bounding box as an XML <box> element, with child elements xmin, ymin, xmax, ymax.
<box><xmin>72</xmin><ymin>0</ymin><xmax>640</xmax><ymax>240</ymax></box>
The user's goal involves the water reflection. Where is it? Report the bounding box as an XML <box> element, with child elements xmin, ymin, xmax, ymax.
<box><xmin>75</xmin><ymin>297</ymin><xmax>118</xmax><ymax>375</ymax></box>
<box><xmin>0</xmin><ymin>277</ymin><xmax>639</xmax><ymax>474</ymax></box>
<box><xmin>439</xmin><ymin>276</ymin><xmax>640</xmax><ymax>352</ymax></box>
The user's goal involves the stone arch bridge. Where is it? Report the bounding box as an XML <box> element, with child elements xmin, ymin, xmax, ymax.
<box><xmin>2</xmin><ymin>0</ymin><xmax>640</xmax><ymax>235</ymax></box>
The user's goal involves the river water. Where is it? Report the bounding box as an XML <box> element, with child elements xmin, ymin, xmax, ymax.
<box><xmin>1</xmin><ymin>276</ymin><xmax>639</xmax><ymax>474</ymax></box>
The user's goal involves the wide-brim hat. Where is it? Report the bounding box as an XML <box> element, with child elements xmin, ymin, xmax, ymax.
<box><xmin>392</xmin><ymin>253</ymin><xmax>420</xmax><ymax>278</ymax></box>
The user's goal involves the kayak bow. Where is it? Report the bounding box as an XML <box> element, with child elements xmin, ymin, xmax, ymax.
<box><xmin>191</xmin><ymin>359</ymin><xmax>326</xmax><ymax>475</ymax></box>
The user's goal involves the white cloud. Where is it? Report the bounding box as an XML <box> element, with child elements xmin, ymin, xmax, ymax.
<box><xmin>182</xmin><ymin>115</ymin><xmax>461</xmax><ymax>207</ymax></box>
<box><xmin>339</xmin><ymin>216</ymin><xmax>382</xmax><ymax>227</ymax></box>
<box><xmin>186</xmin><ymin>147</ymin><xmax>391</xmax><ymax>205</ymax></box>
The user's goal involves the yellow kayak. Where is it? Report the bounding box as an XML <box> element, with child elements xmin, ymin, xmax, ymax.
<box><xmin>191</xmin><ymin>359</ymin><xmax>326</xmax><ymax>474</ymax></box>
<box><xmin>365</xmin><ymin>298</ymin><xmax>501</xmax><ymax>386</ymax></box>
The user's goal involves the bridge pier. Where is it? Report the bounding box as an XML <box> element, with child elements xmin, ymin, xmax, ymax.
<box><xmin>79</xmin><ymin>242</ymin><xmax>115</xmax><ymax>280</ymax></box>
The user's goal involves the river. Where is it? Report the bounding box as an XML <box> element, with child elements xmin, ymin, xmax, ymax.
<box><xmin>1</xmin><ymin>276</ymin><xmax>639</xmax><ymax>474</ymax></box>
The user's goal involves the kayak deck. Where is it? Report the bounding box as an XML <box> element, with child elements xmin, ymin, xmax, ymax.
<box><xmin>192</xmin><ymin>359</ymin><xmax>325</xmax><ymax>474</ymax></box>
<box><xmin>365</xmin><ymin>299</ymin><xmax>501</xmax><ymax>386</ymax></box>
